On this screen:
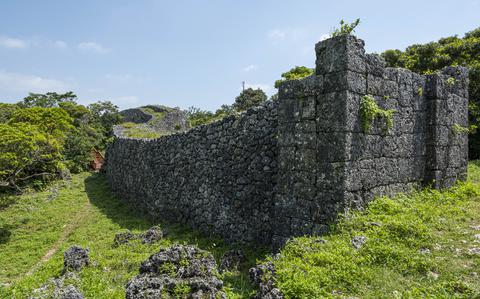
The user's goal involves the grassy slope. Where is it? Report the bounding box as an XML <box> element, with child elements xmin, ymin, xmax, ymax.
<box><xmin>273</xmin><ymin>161</ymin><xmax>480</xmax><ymax>298</ymax></box>
<box><xmin>0</xmin><ymin>163</ymin><xmax>479</xmax><ymax>298</ymax></box>
<box><xmin>0</xmin><ymin>173</ymin><xmax>262</xmax><ymax>298</ymax></box>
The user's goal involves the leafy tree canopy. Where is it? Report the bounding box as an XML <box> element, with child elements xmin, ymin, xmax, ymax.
<box><xmin>0</xmin><ymin>103</ymin><xmax>19</xmax><ymax>123</ymax></box>
<box><xmin>233</xmin><ymin>88</ymin><xmax>267</xmax><ymax>111</ymax></box>
<box><xmin>0</xmin><ymin>122</ymin><xmax>64</xmax><ymax>191</ymax></box>
<box><xmin>381</xmin><ymin>26</ymin><xmax>480</xmax><ymax>158</ymax></box>
<box><xmin>9</xmin><ymin>107</ymin><xmax>73</xmax><ymax>140</ymax></box>
<box><xmin>18</xmin><ymin>91</ymin><xmax>77</xmax><ymax>108</ymax></box>
<box><xmin>274</xmin><ymin>66</ymin><xmax>314</xmax><ymax>88</ymax></box>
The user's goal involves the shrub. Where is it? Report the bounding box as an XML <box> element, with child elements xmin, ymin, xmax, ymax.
<box><xmin>0</xmin><ymin>123</ymin><xmax>64</xmax><ymax>191</ymax></box>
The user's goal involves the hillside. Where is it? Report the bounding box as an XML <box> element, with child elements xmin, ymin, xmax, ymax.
<box><xmin>115</xmin><ymin>105</ymin><xmax>189</xmax><ymax>139</ymax></box>
<box><xmin>0</xmin><ymin>162</ymin><xmax>479</xmax><ymax>298</ymax></box>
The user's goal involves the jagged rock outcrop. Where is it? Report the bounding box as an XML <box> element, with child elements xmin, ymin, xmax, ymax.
<box><xmin>63</xmin><ymin>246</ymin><xmax>89</xmax><ymax>272</ymax></box>
<box><xmin>249</xmin><ymin>262</ymin><xmax>283</xmax><ymax>299</ymax></box>
<box><xmin>126</xmin><ymin>245</ymin><xmax>226</xmax><ymax>299</ymax></box>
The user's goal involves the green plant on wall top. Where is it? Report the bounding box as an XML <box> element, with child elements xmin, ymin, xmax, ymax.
<box><xmin>331</xmin><ymin>19</ymin><xmax>361</xmax><ymax>37</ymax></box>
<box><xmin>452</xmin><ymin>123</ymin><xmax>470</xmax><ymax>134</ymax></box>
<box><xmin>446</xmin><ymin>77</ymin><xmax>457</xmax><ymax>87</ymax></box>
<box><xmin>360</xmin><ymin>95</ymin><xmax>395</xmax><ymax>133</ymax></box>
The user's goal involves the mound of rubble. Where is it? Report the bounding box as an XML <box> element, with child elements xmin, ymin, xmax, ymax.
<box><xmin>126</xmin><ymin>245</ymin><xmax>225</xmax><ymax>298</ymax></box>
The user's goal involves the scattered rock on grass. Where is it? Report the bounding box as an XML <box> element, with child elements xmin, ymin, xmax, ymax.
<box><xmin>141</xmin><ymin>226</ymin><xmax>164</xmax><ymax>244</ymax></box>
<box><xmin>351</xmin><ymin>236</ymin><xmax>367</xmax><ymax>249</ymax></box>
<box><xmin>474</xmin><ymin>234</ymin><xmax>480</xmax><ymax>242</ymax></box>
<box><xmin>113</xmin><ymin>230</ymin><xmax>136</xmax><ymax>247</ymax></box>
<box><xmin>126</xmin><ymin>245</ymin><xmax>225</xmax><ymax>299</ymax></box>
<box><xmin>249</xmin><ymin>262</ymin><xmax>283</xmax><ymax>299</ymax></box>
<box><xmin>64</xmin><ymin>246</ymin><xmax>89</xmax><ymax>272</ymax></box>
<box><xmin>30</xmin><ymin>273</ymin><xmax>83</xmax><ymax>299</ymax></box>
<box><xmin>55</xmin><ymin>285</ymin><xmax>84</xmax><ymax>299</ymax></box>
<box><xmin>468</xmin><ymin>247</ymin><xmax>480</xmax><ymax>255</ymax></box>
<box><xmin>219</xmin><ymin>250</ymin><xmax>245</xmax><ymax>272</ymax></box>
<box><xmin>112</xmin><ymin>226</ymin><xmax>165</xmax><ymax>247</ymax></box>
<box><xmin>418</xmin><ymin>248</ymin><xmax>431</xmax><ymax>254</ymax></box>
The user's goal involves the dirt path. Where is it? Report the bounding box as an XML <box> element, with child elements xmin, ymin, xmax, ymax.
<box><xmin>24</xmin><ymin>200</ymin><xmax>93</xmax><ymax>277</ymax></box>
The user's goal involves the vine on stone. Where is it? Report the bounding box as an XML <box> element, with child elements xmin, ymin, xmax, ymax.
<box><xmin>360</xmin><ymin>95</ymin><xmax>395</xmax><ymax>133</ymax></box>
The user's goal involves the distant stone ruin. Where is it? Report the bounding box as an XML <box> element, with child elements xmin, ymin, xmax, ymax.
<box><xmin>115</xmin><ymin>105</ymin><xmax>188</xmax><ymax>138</ymax></box>
<box><xmin>104</xmin><ymin>35</ymin><xmax>469</xmax><ymax>249</ymax></box>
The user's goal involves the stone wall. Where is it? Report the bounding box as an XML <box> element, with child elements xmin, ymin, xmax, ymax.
<box><xmin>120</xmin><ymin>108</ymin><xmax>152</xmax><ymax>123</ymax></box>
<box><xmin>272</xmin><ymin>35</ymin><xmax>469</xmax><ymax>247</ymax></box>
<box><xmin>106</xmin><ymin>101</ymin><xmax>278</xmax><ymax>245</ymax></box>
<box><xmin>105</xmin><ymin>35</ymin><xmax>469</xmax><ymax>248</ymax></box>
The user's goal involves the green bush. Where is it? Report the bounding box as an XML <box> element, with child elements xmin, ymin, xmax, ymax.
<box><xmin>274</xmin><ymin>66</ymin><xmax>314</xmax><ymax>89</ymax></box>
<box><xmin>0</xmin><ymin>123</ymin><xmax>64</xmax><ymax>191</ymax></box>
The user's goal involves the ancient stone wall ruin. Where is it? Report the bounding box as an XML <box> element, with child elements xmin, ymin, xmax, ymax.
<box><xmin>105</xmin><ymin>35</ymin><xmax>469</xmax><ymax>248</ymax></box>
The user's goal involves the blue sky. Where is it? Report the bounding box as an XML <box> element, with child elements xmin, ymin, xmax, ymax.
<box><xmin>0</xmin><ymin>0</ymin><xmax>478</xmax><ymax>111</ymax></box>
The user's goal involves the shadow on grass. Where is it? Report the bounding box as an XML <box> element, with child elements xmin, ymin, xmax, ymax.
<box><xmin>84</xmin><ymin>172</ymin><xmax>267</xmax><ymax>297</ymax></box>
<box><xmin>0</xmin><ymin>194</ymin><xmax>16</xmax><ymax>211</ymax></box>
<box><xmin>0</xmin><ymin>225</ymin><xmax>12</xmax><ymax>244</ymax></box>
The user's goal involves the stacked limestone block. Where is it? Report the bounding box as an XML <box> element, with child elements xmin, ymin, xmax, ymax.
<box><xmin>272</xmin><ymin>35</ymin><xmax>469</xmax><ymax>248</ymax></box>
<box><xmin>106</xmin><ymin>34</ymin><xmax>468</xmax><ymax>249</ymax></box>
<box><xmin>105</xmin><ymin>101</ymin><xmax>278</xmax><ymax>246</ymax></box>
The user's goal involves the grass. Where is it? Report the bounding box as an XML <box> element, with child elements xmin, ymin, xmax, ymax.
<box><xmin>0</xmin><ymin>163</ymin><xmax>479</xmax><ymax>298</ymax></box>
<box><xmin>119</xmin><ymin>122</ymin><xmax>163</xmax><ymax>139</ymax></box>
<box><xmin>0</xmin><ymin>173</ymin><xmax>263</xmax><ymax>298</ymax></box>
<box><xmin>271</xmin><ymin>161</ymin><xmax>480</xmax><ymax>298</ymax></box>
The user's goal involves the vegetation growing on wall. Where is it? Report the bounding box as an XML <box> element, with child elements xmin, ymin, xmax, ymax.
<box><xmin>274</xmin><ymin>66</ymin><xmax>314</xmax><ymax>89</ymax></box>
<box><xmin>119</xmin><ymin>122</ymin><xmax>163</xmax><ymax>139</ymax></box>
<box><xmin>187</xmin><ymin>88</ymin><xmax>266</xmax><ymax>127</ymax></box>
<box><xmin>381</xmin><ymin>27</ymin><xmax>480</xmax><ymax>158</ymax></box>
<box><xmin>359</xmin><ymin>95</ymin><xmax>395</xmax><ymax>133</ymax></box>
<box><xmin>331</xmin><ymin>18</ymin><xmax>361</xmax><ymax>37</ymax></box>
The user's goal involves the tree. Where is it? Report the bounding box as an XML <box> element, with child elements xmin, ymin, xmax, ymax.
<box><xmin>18</xmin><ymin>91</ymin><xmax>77</xmax><ymax>108</ymax></box>
<box><xmin>87</xmin><ymin>101</ymin><xmax>123</xmax><ymax>148</ymax></box>
<box><xmin>0</xmin><ymin>123</ymin><xmax>64</xmax><ymax>191</ymax></box>
<box><xmin>274</xmin><ymin>66</ymin><xmax>314</xmax><ymax>88</ymax></box>
<box><xmin>0</xmin><ymin>103</ymin><xmax>19</xmax><ymax>123</ymax></box>
<box><xmin>233</xmin><ymin>88</ymin><xmax>267</xmax><ymax>111</ymax></box>
<box><xmin>381</xmin><ymin>26</ymin><xmax>480</xmax><ymax>159</ymax></box>
<box><xmin>9</xmin><ymin>107</ymin><xmax>73</xmax><ymax>140</ymax></box>
<box><xmin>88</xmin><ymin>101</ymin><xmax>123</xmax><ymax>131</ymax></box>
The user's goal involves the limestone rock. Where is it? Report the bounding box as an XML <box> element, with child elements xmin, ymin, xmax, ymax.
<box><xmin>113</xmin><ymin>230</ymin><xmax>136</xmax><ymax>247</ymax></box>
<box><xmin>249</xmin><ymin>262</ymin><xmax>283</xmax><ymax>299</ymax></box>
<box><xmin>126</xmin><ymin>245</ymin><xmax>225</xmax><ymax>299</ymax></box>
<box><xmin>55</xmin><ymin>285</ymin><xmax>84</xmax><ymax>299</ymax></box>
<box><xmin>63</xmin><ymin>246</ymin><xmax>89</xmax><ymax>272</ymax></box>
<box><xmin>219</xmin><ymin>249</ymin><xmax>245</xmax><ymax>272</ymax></box>
<box><xmin>351</xmin><ymin>236</ymin><xmax>367</xmax><ymax>249</ymax></box>
<box><xmin>141</xmin><ymin>226</ymin><xmax>164</xmax><ymax>244</ymax></box>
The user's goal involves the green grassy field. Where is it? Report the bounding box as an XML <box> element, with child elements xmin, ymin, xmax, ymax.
<box><xmin>1</xmin><ymin>162</ymin><xmax>480</xmax><ymax>298</ymax></box>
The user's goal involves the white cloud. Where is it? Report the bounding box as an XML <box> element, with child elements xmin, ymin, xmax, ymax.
<box><xmin>268</xmin><ymin>29</ymin><xmax>287</xmax><ymax>41</ymax></box>
<box><xmin>77</xmin><ymin>42</ymin><xmax>110</xmax><ymax>54</ymax></box>
<box><xmin>0</xmin><ymin>70</ymin><xmax>71</xmax><ymax>93</ymax></box>
<box><xmin>267</xmin><ymin>28</ymin><xmax>307</xmax><ymax>43</ymax></box>
<box><xmin>244</xmin><ymin>83</ymin><xmax>272</xmax><ymax>93</ymax></box>
<box><xmin>0</xmin><ymin>36</ymin><xmax>28</xmax><ymax>49</ymax></box>
<box><xmin>104</xmin><ymin>73</ymin><xmax>133</xmax><ymax>81</ymax></box>
<box><xmin>242</xmin><ymin>64</ymin><xmax>258</xmax><ymax>72</ymax></box>
<box><xmin>53</xmin><ymin>40</ymin><xmax>67</xmax><ymax>49</ymax></box>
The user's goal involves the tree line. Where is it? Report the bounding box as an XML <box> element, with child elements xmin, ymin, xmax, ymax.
<box><xmin>0</xmin><ymin>92</ymin><xmax>122</xmax><ymax>191</ymax></box>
